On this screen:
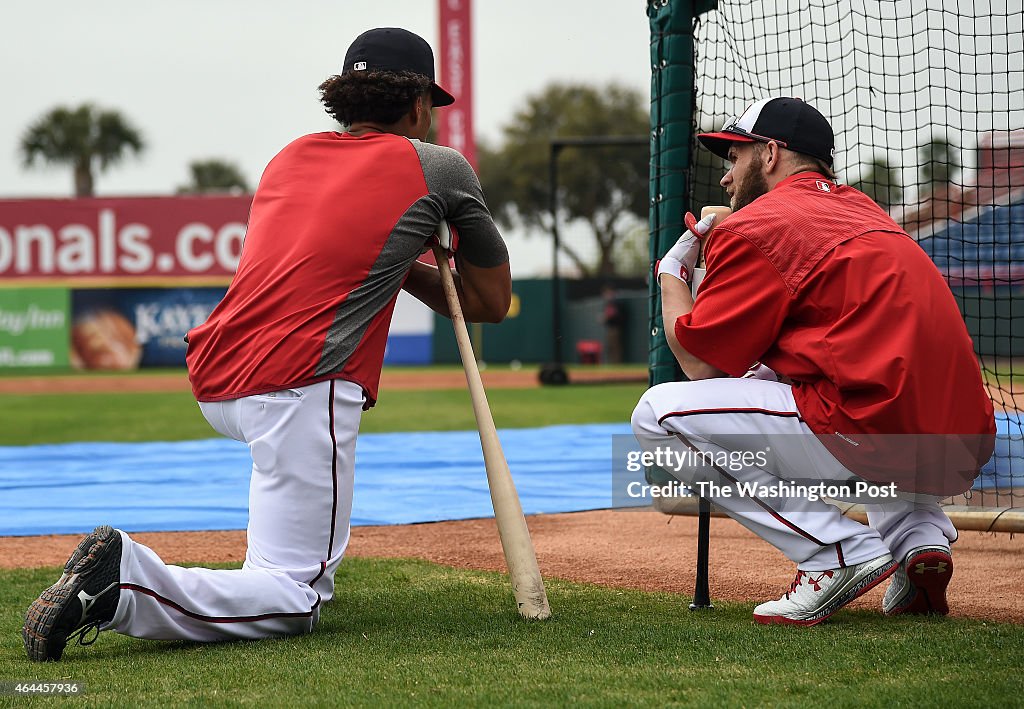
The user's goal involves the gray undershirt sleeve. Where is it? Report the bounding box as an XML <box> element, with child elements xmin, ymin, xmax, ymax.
<box><xmin>412</xmin><ymin>141</ymin><xmax>509</xmax><ymax>268</ymax></box>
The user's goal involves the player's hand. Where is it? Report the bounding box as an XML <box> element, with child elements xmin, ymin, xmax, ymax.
<box><xmin>656</xmin><ymin>234</ymin><xmax>699</xmax><ymax>283</ymax></box>
<box><xmin>683</xmin><ymin>211</ymin><xmax>717</xmax><ymax>239</ymax></box>
<box><xmin>656</xmin><ymin>212</ymin><xmax>717</xmax><ymax>283</ymax></box>
<box><xmin>427</xmin><ymin>220</ymin><xmax>458</xmax><ymax>255</ymax></box>
<box><xmin>422</xmin><ymin>221</ymin><xmax>457</xmax><ymax>255</ymax></box>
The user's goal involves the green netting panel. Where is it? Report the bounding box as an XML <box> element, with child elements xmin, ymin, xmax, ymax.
<box><xmin>649</xmin><ymin>0</ymin><xmax>1022</xmax><ymax>506</ymax></box>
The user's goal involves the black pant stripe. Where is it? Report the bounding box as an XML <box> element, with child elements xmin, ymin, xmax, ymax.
<box><xmin>326</xmin><ymin>380</ymin><xmax>339</xmax><ymax>561</ymax></box>
<box><xmin>671</xmin><ymin>433</ymin><xmax>826</xmax><ymax>546</ymax></box>
<box><xmin>122</xmin><ymin>583</ymin><xmax>321</xmax><ymax>624</ymax></box>
<box><xmin>659</xmin><ymin>407</ymin><xmax>804</xmax><ymax>427</ymax></box>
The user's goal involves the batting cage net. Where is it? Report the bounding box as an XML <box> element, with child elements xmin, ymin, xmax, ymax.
<box><xmin>650</xmin><ymin>0</ymin><xmax>1023</xmax><ymax>508</ymax></box>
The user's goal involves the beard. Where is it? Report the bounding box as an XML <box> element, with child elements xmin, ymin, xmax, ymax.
<box><xmin>730</xmin><ymin>153</ymin><xmax>770</xmax><ymax>212</ymax></box>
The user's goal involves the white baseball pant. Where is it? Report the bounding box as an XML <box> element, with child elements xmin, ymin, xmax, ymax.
<box><xmin>631</xmin><ymin>378</ymin><xmax>956</xmax><ymax>571</ymax></box>
<box><xmin>105</xmin><ymin>379</ymin><xmax>362</xmax><ymax>641</ymax></box>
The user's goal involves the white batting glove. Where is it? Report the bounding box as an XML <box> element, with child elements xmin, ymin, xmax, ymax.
<box><xmin>436</xmin><ymin>220</ymin><xmax>454</xmax><ymax>251</ymax></box>
<box><xmin>425</xmin><ymin>220</ymin><xmax>459</xmax><ymax>255</ymax></box>
<box><xmin>656</xmin><ymin>232</ymin><xmax>700</xmax><ymax>283</ymax></box>
<box><xmin>656</xmin><ymin>212</ymin><xmax>716</xmax><ymax>283</ymax></box>
<box><xmin>655</xmin><ymin>228</ymin><xmax>698</xmax><ymax>284</ymax></box>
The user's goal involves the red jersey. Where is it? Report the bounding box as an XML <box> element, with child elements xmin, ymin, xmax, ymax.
<box><xmin>676</xmin><ymin>173</ymin><xmax>995</xmax><ymax>494</ymax></box>
<box><xmin>186</xmin><ymin>132</ymin><xmax>507</xmax><ymax>406</ymax></box>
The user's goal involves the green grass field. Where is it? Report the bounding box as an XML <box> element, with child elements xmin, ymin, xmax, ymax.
<box><xmin>3</xmin><ymin>560</ymin><xmax>1023</xmax><ymax>707</ymax></box>
<box><xmin>2</xmin><ymin>367</ymin><xmax>1023</xmax><ymax>705</ymax></box>
<box><xmin>0</xmin><ymin>381</ymin><xmax>645</xmax><ymax>445</ymax></box>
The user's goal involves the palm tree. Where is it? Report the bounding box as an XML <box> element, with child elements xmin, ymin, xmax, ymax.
<box><xmin>177</xmin><ymin>159</ymin><xmax>250</xmax><ymax>194</ymax></box>
<box><xmin>20</xmin><ymin>104</ymin><xmax>145</xmax><ymax>197</ymax></box>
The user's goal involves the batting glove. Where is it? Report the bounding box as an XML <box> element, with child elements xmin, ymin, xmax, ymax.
<box><xmin>683</xmin><ymin>211</ymin><xmax>717</xmax><ymax>239</ymax></box>
<box><xmin>656</xmin><ymin>213</ymin><xmax>715</xmax><ymax>283</ymax></box>
<box><xmin>435</xmin><ymin>220</ymin><xmax>459</xmax><ymax>253</ymax></box>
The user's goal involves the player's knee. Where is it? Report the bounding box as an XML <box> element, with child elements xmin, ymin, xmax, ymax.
<box><xmin>630</xmin><ymin>385</ymin><xmax>663</xmax><ymax>434</ymax></box>
<box><xmin>635</xmin><ymin>381</ymin><xmax>727</xmax><ymax>449</ymax></box>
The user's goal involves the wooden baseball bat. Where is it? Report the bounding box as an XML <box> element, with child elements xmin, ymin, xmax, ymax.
<box><xmin>692</xmin><ymin>205</ymin><xmax>731</xmax><ymax>289</ymax></box>
<box><xmin>700</xmin><ymin>205</ymin><xmax>732</xmax><ymax>224</ymax></box>
<box><xmin>697</xmin><ymin>205</ymin><xmax>732</xmax><ymax>265</ymax></box>
<box><xmin>690</xmin><ymin>205</ymin><xmax>730</xmax><ymax>611</ymax></box>
<box><xmin>431</xmin><ymin>239</ymin><xmax>551</xmax><ymax>620</ymax></box>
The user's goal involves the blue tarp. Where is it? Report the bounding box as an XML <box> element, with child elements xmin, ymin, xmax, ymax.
<box><xmin>1</xmin><ymin>416</ymin><xmax>1018</xmax><ymax>538</ymax></box>
<box><xmin>0</xmin><ymin>424</ymin><xmax>634</xmax><ymax>537</ymax></box>
<box><xmin>976</xmin><ymin>412</ymin><xmax>1023</xmax><ymax>490</ymax></box>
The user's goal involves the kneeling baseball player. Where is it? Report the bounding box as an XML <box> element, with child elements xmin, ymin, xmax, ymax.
<box><xmin>23</xmin><ymin>27</ymin><xmax>510</xmax><ymax>661</ymax></box>
<box><xmin>632</xmin><ymin>97</ymin><xmax>995</xmax><ymax>625</ymax></box>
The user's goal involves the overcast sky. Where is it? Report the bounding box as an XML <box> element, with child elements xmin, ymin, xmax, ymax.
<box><xmin>9</xmin><ymin>2</ymin><xmax>1016</xmax><ymax>276</ymax></box>
<box><xmin>1</xmin><ymin>1</ymin><xmax>652</xmax><ymax>200</ymax></box>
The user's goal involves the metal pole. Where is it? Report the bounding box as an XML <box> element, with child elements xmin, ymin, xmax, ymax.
<box><xmin>539</xmin><ymin>136</ymin><xmax>647</xmax><ymax>386</ymax></box>
<box><xmin>539</xmin><ymin>143</ymin><xmax>568</xmax><ymax>385</ymax></box>
<box><xmin>689</xmin><ymin>497</ymin><xmax>714</xmax><ymax>610</ymax></box>
<box><xmin>551</xmin><ymin>144</ymin><xmax>564</xmax><ymax>376</ymax></box>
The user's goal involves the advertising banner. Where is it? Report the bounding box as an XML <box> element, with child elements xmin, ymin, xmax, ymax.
<box><xmin>1</xmin><ymin>196</ymin><xmax>436</xmax><ymax>369</ymax></box>
<box><xmin>0</xmin><ymin>195</ymin><xmax>251</xmax><ymax>284</ymax></box>
<box><xmin>0</xmin><ymin>288</ymin><xmax>70</xmax><ymax>367</ymax></box>
<box><xmin>70</xmin><ymin>288</ymin><xmax>433</xmax><ymax>369</ymax></box>
<box><xmin>438</xmin><ymin>0</ymin><xmax>476</xmax><ymax>168</ymax></box>
<box><xmin>71</xmin><ymin>288</ymin><xmax>227</xmax><ymax>369</ymax></box>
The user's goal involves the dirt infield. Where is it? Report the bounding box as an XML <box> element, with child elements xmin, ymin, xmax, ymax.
<box><xmin>3</xmin><ymin>509</ymin><xmax>1020</xmax><ymax>623</ymax></box>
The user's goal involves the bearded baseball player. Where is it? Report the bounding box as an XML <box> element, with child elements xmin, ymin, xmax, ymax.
<box><xmin>23</xmin><ymin>27</ymin><xmax>511</xmax><ymax>661</ymax></box>
<box><xmin>632</xmin><ymin>97</ymin><xmax>995</xmax><ymax>625</ymax></box>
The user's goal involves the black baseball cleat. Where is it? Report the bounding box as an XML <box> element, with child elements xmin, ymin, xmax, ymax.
<box><xmin>23</xmin><ymin>525</ymin><xmax>123</xmax><ymax>661</ymax></box>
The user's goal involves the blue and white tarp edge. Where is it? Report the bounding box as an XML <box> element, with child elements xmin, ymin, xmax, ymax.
<box><xmin>0</xmin><ymin>423</ymin><xmax>635</xmax><ymax>537</ymax></box>
<box><xmin>1</xmin><ymin>416</ymin><xmax>1020</xmax><ymax>537</ymax></box>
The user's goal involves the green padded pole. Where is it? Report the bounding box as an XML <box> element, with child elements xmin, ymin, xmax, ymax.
<box><xmin>647</xmin><ymin>0</ymin><xmax>716</xmax><ymax>387</ymax></box>
<box><xmin>646</xmin><ymin>0</ymin><xmax>716</xmax><ymax>494</ymax></box>
<box><xmin>647</xmin><ymin>5</ymin><xmax>719</xmax><ymax>612</ymax></box>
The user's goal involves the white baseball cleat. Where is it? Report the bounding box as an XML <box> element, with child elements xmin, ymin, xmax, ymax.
<box><xmin>753</xmin><ymin>553</ymin><xmax>897</xmax><ymax>626</ymax></box>
<box><xmin>882</xmin><ymin>546</ymin><xmax>952</xmax><ymax>616</ymax></box>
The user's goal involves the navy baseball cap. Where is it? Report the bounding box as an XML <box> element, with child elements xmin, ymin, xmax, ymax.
<box><xmin>343</xmin><ymin>27</ymin><xmax>455</xmax><ymax>107</ymax></box>
<box><xmin>698</xmin><ymin>97</ymin><xmax>835</xmax><ymax>166</ymax></box>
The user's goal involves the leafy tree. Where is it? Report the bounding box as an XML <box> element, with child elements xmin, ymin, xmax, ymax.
<box><xmin>20</xmin><ymin>103</ymin><xmax>144</xmax><ymax>197</ymax></box>
<box><xmin>851</xmin><ymin>154</ymin><xmax>903</xmax><ymax>208</ymax></box>
<box><xmin>918</xmin><ymin>137</ymin><xmax>958</xmax><ymax>194</ymax></box>
<box><xmin>177</xmin><ymin>159</ymin><xmax>250</xmax><ymax>194</ymax></box>
<box><xmin>477</xmin><ymin>83</ymin><xmax>649</xmax><ymax>277</ymax></box>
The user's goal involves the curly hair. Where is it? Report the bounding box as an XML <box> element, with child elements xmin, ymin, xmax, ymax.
<box><xmin>319</xmin><ymin>70</ymin><xmax>432</xmax><ymax>127</ymax></box>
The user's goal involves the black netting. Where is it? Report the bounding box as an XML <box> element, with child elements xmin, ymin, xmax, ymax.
<box><xmin>689</xmin><ymin>0</ymin><xmax>1023</xmax><ymax>506</ymax></box>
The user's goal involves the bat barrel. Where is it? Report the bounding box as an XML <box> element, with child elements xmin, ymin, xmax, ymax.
<box><xmin>432</xmin><ymin>243</ymin><xmax>552</xmax><ymax>620</ymax></box>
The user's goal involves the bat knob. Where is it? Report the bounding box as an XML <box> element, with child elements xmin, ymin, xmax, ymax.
<box><xmin>700</xmin><ymin>205</ymin><xmax>733</xmax><ymax>224</ymax></box>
